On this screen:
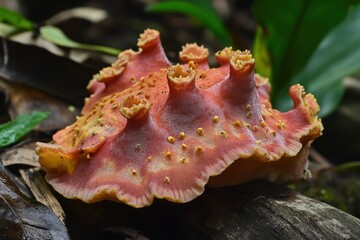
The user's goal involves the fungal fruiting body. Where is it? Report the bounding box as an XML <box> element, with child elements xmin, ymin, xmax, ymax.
<box><xmin>83</xmin><ymin>29</ymin><xmax>171</xmax><ymax>114</ymax></box>
<box><xmin>36</xmin><ymin>29</ymin><xmax>323</xmax><ymax>208</ymax></box>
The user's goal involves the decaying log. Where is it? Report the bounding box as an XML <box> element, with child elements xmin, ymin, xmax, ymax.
<box><xmin>186</xmin><ymin>181</ymin><xmax>360</xmax><ymax>240</ymax></box>
<box><xmin>58</xmin><ymin>180</ymin><xmax>360</xmax><ymax>240</ymax></box>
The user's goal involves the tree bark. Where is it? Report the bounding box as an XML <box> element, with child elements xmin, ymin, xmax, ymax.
<box><xmin>61</xmin><ymin>180</ymin><xmax>360</xmax><ymax>240</ymax></box>
<box><xmin>184</xmin><ymin>181</ymin><xmax>360</xmax><ymax>240</ymax></box>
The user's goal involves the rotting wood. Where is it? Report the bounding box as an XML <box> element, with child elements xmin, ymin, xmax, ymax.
<box><xmin>19</xmin><ymin>168</ymin><xmax>66</xmax><ymax>224</ymax></box>
<box><xmin>1</xmin><ymin>144</ymin><xmax>358</xmax><ymax>239</ymax></box>
<box><xmin>55</xmin><ymin>180</ymin><xmax>360</xmax><ymax>240</ymax></box>
<box><xmin>184</xmin><ymin>181</ymin><xmax>360</xmax><ymax>240</ymax></box>
<box><xmin>1</xmin><ymin>147</ymin><xmax>40</xmax><ymax>168</ymax></box>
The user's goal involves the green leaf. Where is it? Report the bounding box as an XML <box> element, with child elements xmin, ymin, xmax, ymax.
<box><xmin>252</xmin><ymin>0</ymin><xmax>355</xmax><ymax>97</ymax></box>
<box><xmin>253</xmin><ymin>26</ymin><xmax>271</xmax><ymax>78</ymax></box>
<box><xmin>146</xmin><ymin>1</ymin><xmax>233</xmax><ymax>46</ymax></box>
<box><xmin>335</xmin><ymin>161</ymin><xmax>360</xmax><ymax>173</ymax></box>
<box><xmin>0</xmin><ymin>22</ymin><xmax>17</xmax><ymax>37</ymax></box>
<box><xmin>0</xmin><ymin>7</ymin><xmax>33</xmax><ymax>30</ymax></box>
<box><xmin>275</xmin><ymin>4</ymin><xmax>360</xmax><ymax>117</ymax></box>
<box><xmin>0</xmin><ymin>111</ymin><xmax>50</xmax><ymax>148</ymax></box>
<box><xmin>40</xmin><ymin>25</ymin><xmax>121</xmax><ymax>56</ymax></box>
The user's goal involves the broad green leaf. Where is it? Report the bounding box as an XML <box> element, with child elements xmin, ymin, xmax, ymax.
<box><xmin>252</xmin><ymin>0</ymin><xmax>356</xmax><ymax>97</ymax></box>
<box><xmin>0</xmin><ymin>111</ymin><xmax>50</xmax><ymax>148</ymax></box>
<box><xmin>0</xmin><ymin>7</ymin><xmax>33</xmax><ymax>30</ymax></box>
<box><xmin>146</xmin><ymin>1</ymin><xmax>233</xmax><ymax>46</ymax></box>
<box><xmin>40</xmin><ymin>25</ymin><xmax>121</xmax><ymax>56</ymax></box>
<box><xmin>275</xmin><ymin>4</ymin><xmax>360</xmax><ymax>117</ymax></box>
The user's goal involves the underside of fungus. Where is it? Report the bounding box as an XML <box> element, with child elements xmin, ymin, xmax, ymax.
<box><xmin>36</xmin><ymin>29</ymin><xmax>323</xmax><ymax>208</ymax></box>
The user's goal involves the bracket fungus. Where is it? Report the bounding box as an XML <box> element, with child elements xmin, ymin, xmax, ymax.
<box><xmin>36</xmin><ymin>29</ymin><xmax>323</xmax><ymax>208</ymax></box>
